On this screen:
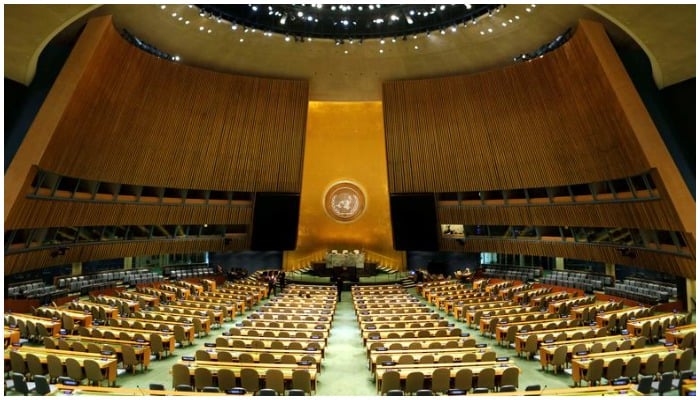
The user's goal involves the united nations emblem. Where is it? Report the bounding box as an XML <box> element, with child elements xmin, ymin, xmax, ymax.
<box><xmin>324</xmin><ymin>181</ymin><xmax>366</xmax><ymax>222</ymax></box>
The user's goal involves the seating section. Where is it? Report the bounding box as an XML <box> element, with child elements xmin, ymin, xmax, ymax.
<box><xmin>163</xmin><ymin>264</ymin><xmax>214</xmax><ymax>280</ymax></box>
<box><xmin>540</xmin><ymin>270</ymin><xmax>612</xmax><ymax>292</ymax></box>
<box><xmin>481</xmin><ymin>264</ymin><xmax>542</xmax><ymax>282</ymax></box>
<box><xmin>56</xmin><ymin>269</ymin><xmax>160</xmax><ymax>295</ymax></box>
<box><xmin>8</xmin><ymin>281</ymin><xmax>68</xmax><ymax>300</ymax></box>
<box><xmin>604</xmin><ymin>277</ymin><xmax>676</xmax><ymax>305</ymax></box>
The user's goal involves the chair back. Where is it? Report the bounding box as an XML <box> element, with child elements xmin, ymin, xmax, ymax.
<box><xmin>477</xmin><ymin>367</ymin><xmax>496</xmax><ymax>390</ymax></box>
<box><xmin>405</xmin><ymin>371</ymin><xmax>425</xmax><ymax>394</ymax></box>
<box><xmin>65</xmin><ymin>357</ymin><xmax>85</xmax><ymax>381</ymax></box>
<box><xmin>217</xmin><ymin>368</ymin><xmax>236</xmax><ymax>391</ymax></box>
<box><xmin>432</xmin><ymin>367</ymin><xmax>451</xmax><ymax>393</ymax></box>
<box><xmin>265</xmin><ymin>368</ymin><xmax>285</xmax><ymax>395</ymax></box>
<box><xmin>380</xmin><ymin>370</ymin><xmax>401</xmax><ymax>395</ymax></box>
<box><xmin>636</xmin><ymin>375</ymin><xmax>653</xmax><ymax>394</ymax></box>
<box><xmin>240</xmin><ymin>368</ymin><xmax>260</xmax><ymax>393</ymax></box>
<box><xmin>194</xmin><ymin>367</ymin><xmax>213</xmax><ymax>391</ymax></box>
<box><xmin>34</xmin><ymin>374</ymin><xmax>51</xmax><ymax>395</ymax></box>
<box><xmin>292</xmin><ymin>369</ymin><xmax>312</xmax><ymax>394</ymax></box>
<box><xmin>12</xmin><ymin>372</ymin><xmax>30</xmax><ymax>395</ymax></box>
<box><xmin>84</xmin><ymin>359</ymin><xmax>105</xmax><ymax>386</ymax></box>
<box><xmin>171</xmin><ymin>363</ymin><xmax>191</xmax><ymax>388</ymax></box>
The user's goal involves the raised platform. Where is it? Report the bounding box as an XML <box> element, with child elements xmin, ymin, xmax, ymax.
<box><xmin>286</xmin><ymin>269</ymin><xmax>409</xmax><ymax>287</ymax></box>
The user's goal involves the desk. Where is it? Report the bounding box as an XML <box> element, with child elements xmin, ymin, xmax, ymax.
<box><xmin>204</xmin><ymin>346</ymin><xmax>322</xmax><ymax>372</ymax></box>
<box><xmin>250</xmin><ymin>312</ymin><xmax>333</xmax><ymax>324</ymax></box>
<box><xmin>117</xmin><ymin>318</ymin><xmax>196</xmax><ymax>343</ymax></box>
<box><xmin>547</xmin><ymin>296</ymin><xmax>595</xmax><ymax>314</ymax></box>
<box><xmin>665</xmin><ymin>324</ymin><xmax>695</xmax><ymax>345</ymax></box>
<box><xmin>7</xmin><ymin>313</ymin><xmax>62</xmax><ymax>336</ymax></box>
<box><xmin>91</xmin><ymin>326</ymin><xmax>176</xmax><ymax>353</ymax></box>
<box><xmin>171</xmin><ymin>300</ymin><xmax>236</xmax><ymax>320</ymax></box>
<box><xmin>258</xmin><ymin>306</ymin><xmax>334</xmax><ymax>316</ymax></box>
<box><xmin>119</xmin><ymin>290</ymin><xmax>160</xmax><ymax>307</ymax></box>
<box><xmin>5</xmin><ymin>347</ymin><xmax>118</xmax><ymax>385</ymax></box>
<box><xmin>359</xmin><ymin>320</ymin><xmax>444</xmax><ymax>330</ymax></box>
<box><xmin>50</xmin><ymin>307</ymin><xmax>94</xmax><ymax>327</ymax></box>
<box><xmin>455</xmin><ymin>301</ymin><xmax>516</xmax><ymax>323</ymax></box>
<box><xmin>368</xmin><ymin>346</ymin><xmax>493</xmax><ymax>373</ymax></box>
<box><xmin>470</xmin><ymin>384</ymin><xmax>638</xmax><ymax>396</ymax></box>
<box><xmin>134</xmin><ymin>311</ymin><xmax>212</xmax><ymax>334</ymax></box>
<box><xmin>53</xmin><ymin>384</ymin><xmax>232</xmax><ymax>396</ymax></box>
<box><xmin>361</xmin><ymin>327</ymin><xmax>455</xmax><ymax>343</ymax></box>
<box><xmin>52</xmin><ymin>335</ymin><xmax>152</xmax><ymax>370</ymax></box>
<box><xmin>479</xmin><ymin>311</ymin><xmax>557</xmax><ymax>336</ymax></box>
<box><xmin>175</xmin><ymin>359</ymin><xmax>317</xmax><ymax>392</ymax></box>
<box><xmin>464</xmin><ymin>305</ymin><xmax>537</xmax><ymax>328</ymax></box>
<box><xmin>71</xmin><ymin>302</ymin><xmax>120</xmax><ymax>319</ymax></box>
<box><xmin>512</xmin><ymin>288</ymin><xmax>551</xmax><ymax>304</ymax></box>
<box><xmin>195</xmin><ymin>295</ymin><xmax>248</xmax><ymax>315</ymax></box>
<box><xmin>365</xmin><ymin>336</ymin><xmax>478</xmax><ymax>357</ymax></box>
<box><xmin>4</xmin><ymin>328</ymin><xmax>20</xmax><ymax>347</ymax></box>
<box><xmin>494</xmin><ymin>317</ymin><xmax>571</xmax><ymax>344</ymax></box>
<box><xmin>538</xmin><ymin>335</ymin><xmax>629</xmax><ymax>371</ymax></box>
<box><xmin>571</xmin><ymin>346</ymin><xmax>682</xmax><ymax>386</ymax></box>
<box><xmin>152</xmin><ymin>305</ymin><xmax>225</xmax><ymax>326</ymax></box>
<box><xmin>220</xmin><ymin>335</ymin><xmax>326</xmax><ymax>356</ymax></box>
<box><xmin>681</xmin><ymin>379</ymin><xmax>696</xmax><ymax>396</ymax></box>
<box><xmin>625</xmin><ymin>313</ymin><xmax>676</xmax><ymax>336</ymax></box>
<box><xmin>375</xmin><ymin>361</ymin><xmax>519</xmax><ymax>393</ymax></box>
<box><xmin>595</xmin><ymin>306</ymin><xmax>648</xmax><ymax>327</ymax></box>
<box><xmin>513</xmin><ymin>326</ymin><xmax>604</xmax><ymax>355</ymax></box>
<box><xmin>95</xmin><ymin>296</ymin><xmax>141</xmax><ymax>313</ymax></box>
<box><xmin>530</xmin><ymin>291</ymin><xmax>570</xmax><ymax>308</ymax></box>
<box><xmin>570</xmin><ymin>301</ymin><xmax>622</xmax><ymax>321</ymax></box>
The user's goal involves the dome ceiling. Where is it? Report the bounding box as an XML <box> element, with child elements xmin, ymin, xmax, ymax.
<box><xmin>4</xmin><ymin>4</ymin><xmax>695</xmax><ymax>101</ymax></box>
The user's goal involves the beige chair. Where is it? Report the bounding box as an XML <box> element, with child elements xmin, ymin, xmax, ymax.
<box><xmin>46</xmin><ymin>354</ymin><xmax>65</xmax><ymax>383</ymax></box>
<box><xmin>71</xmin><ymin>341</ymin><xmax>87</xmax><ymax>352</ymax></box>
<box><xmin>122</xmin><ymin>344</ymin><xmax>141</xmax><ymax>373</ymax></box>
<box><xmin>291</xmin><ymin>369</ymin><xmax>312</xmax><ymax>394</ymax></box>
<box><xmin>500</xmin><ymin>366</ymin><xmax>519</xmax><ymax>390</ymax></box>
<box><xmin>405</xmin><ymin>371</ymin><xmax>425</xmax><ymax>395</ymax></box>
<box><xmin>264</xmin><ymin>368</ymin><xmax>285</xmax><ymax>395</ymax></box>
<box><xmin>217</xmin><ymin>351</ymin><xmax>234</xmax><ymax>363</ymax></box>
<box><xmin>87</xmin><ymin>342</ymin><xmax>102</xmax><ymax>353</ymax></box>
<box><xmin>196</xmin><ymin>349</ymin><xmax>211</xmax><ymax>361</ymax></box>
<box><xmin>240</xmin><ymin>368</ymin><xmax>260</xmax><ymax>394</ymax></box>
<box><xmin>481</xmin><ymin>351</ymin><xmax>497</xmax><ymax>362</ymax></box>
<box><xmin>380</xmin><ymin>370</ymin><xmax>401</xmax><ymax>395</ymax></box>
<box><xmin>194</xmin><ymin>367</ymin><xmax>214</xmax><ymax>391</ymax></box>
<box><xmin>58</xmin><ymin>339</ymin><xmax>72</xmax><ymax>351</ymax></box>
<box><xmin>454</xmin><ymin>368</ymin><xmax>473</xmax><ymax>392</ymax></box>
<box><xmin>65</xmin><ymin>357</ymin><xmax>86</xmax><ymax>384</ymax></box>
<box><xmin>550</xmin><ymin>345</ymin><xmax>567</xmax><ymax>374</ymax></box>
<box><xmin>432</xmin><ymin>367</ymin><xmax>451</xmax><ymax>394</ymax></box>
<box><xmin>150</xmin><ymin>333</ymin><xmax>165</xmax><ymax>359</ymax></box>
<box><xmin>25</xmin><ymin>353</ymin><xmax>46</xmax><ymax>379</ymax></box>
<box><xmin>171</xmin><ymin>363</ymin><xmax>192</xmax><ymax>389</ymax></box>
<box><xmin>398</xmin><ymin>354</ymin><xmax>415</xmax><ymax>364</ymax></box>
<box><xmin>583</xmin><ymin>358</ymin><xmax>604</xmax><ymax>387</ymax></box>
<box><xmin>84</xmin><ymin>359</ymin><xmax>108</xmax><ymax>387</ymax></box>
<box><xmin>238</xmin><ymin>353</ymin><xmax>254</xmax><ymax>362</ymax></box>
<box><xmin>477</xmin><ymin>367</ymin><xmax>496</xmax><ymax>392</ymax></box>
<box><xmin>259</xmin><ymin>353</ymin><xmax>276</xmax><ymax>363</ymax></box>
<box><xmin>659</xmin><ymin>351</ymin><xmax>677</xmax><ymax>374</ymax></box>
<box><xmin>419</xmin><ymin>354</ymin><xmax>434</xmax><ymax>364</ymax></box>
<box><xmin>624</xmin><ymin>356</ymin><xmax>641</xmax><ymax>382</ymax></box>
<box><xmin>605</xmin><ymin>358</ymin><xmax>624</xmax><ymax>384</ymax></box>
<box><xmin>217</xmin><ymin>368</ymin><xmax>236</xmax><ymax>391</ymax></box>
<box><xmin>589</xmin><ymin>342</ymin><xmax>603</xmax><ymax>353</ymax></box>
<box><xmin>280</xmin><ymin>354</ymin><xmax>297</xmax><ymax>364</ymax></box>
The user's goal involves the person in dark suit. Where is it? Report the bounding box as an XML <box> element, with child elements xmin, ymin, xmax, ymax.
<box><xmin>335</xmin><ymin>276</ymin><xmax>343</xmax><ymax>301</ymax></box>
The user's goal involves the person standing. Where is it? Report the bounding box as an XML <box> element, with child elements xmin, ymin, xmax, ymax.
<box><xmin>279</xmin><ymin>271</ymin><xmax>286</xmax><ymax>292</ymax></box>
<box><xmin>268</xmin><ymin>272</ymin><xmax>277</xmax><ymax>297</ymax></box>
<box><xmin>335</xmin><ymin>276</ymin><xmax>343</xmax><ymax>302</ymax></box>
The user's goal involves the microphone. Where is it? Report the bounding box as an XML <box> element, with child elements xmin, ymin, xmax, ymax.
<box><xmin>136</xmin><ymin>385</ymin><xmax>145</xmax><ymax>396</ymax></box>
<box><xmin>541</xmin><ymin>385</ymin><xmax>547</xmax><ymax>395</ymax></box>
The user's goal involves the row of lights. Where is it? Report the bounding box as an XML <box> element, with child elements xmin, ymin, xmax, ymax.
<box><xmin>158</xmin><ymin>4</ymin><xmax>537</xmax><ymax>57</ymax></box>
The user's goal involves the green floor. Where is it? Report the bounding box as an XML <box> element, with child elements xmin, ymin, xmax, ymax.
<box><xmin>8</xmin><ymin>285</ymin><xmax>692</xmax><ymax>396</ymax></box>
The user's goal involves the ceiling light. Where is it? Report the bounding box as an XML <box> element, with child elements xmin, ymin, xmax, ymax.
<box><xmin>160</xmin><ymin>5</ymin><xmax>166</xmax><ymax>10</ymax></box>
<box><xmin>526</xmin><ymin>7</ymin><xmax>531</xmax><ymax>12</ymax></box>
<box><xmin>379</xmin><ymin>49</ymin><xmax>384</xmax><ymax>54</ymax></box>
<box><xmin>285</xmin><ymin>35</ymin><xmax>291</xmax><ymax>42</ymax></box>
<box><xmin>465</xmin><ymin>4</ymin><xmax>472</xmax><ymax>9</ymax></box>
<box><xmin>199</xmin><ymin>26</ymin><xmax>204</xmax><ymax>31</ymax></box>
<box><xmin>406</xmin><ymin>15</ymin><xmax>414</xmax><ymax>24</ymax></box>
<box><xmin>185</xmin><ymin>20</ymin><xmax>190</xmax><ymax>25</ymax></box>
<box><xmin>487</xmin><ymin>28</ymin><xmax>493</xmax><ymax>33</ymax></box>
<box><xmin>344</xmin><ymin>50</ymin><xmax>348</xmax><ymax>54</ymax></box>
<box><xmin>280</xmin><ymin>15</ymin><xmax>287</xmax><ymax>25</ymax></box>
<box><xmin>440</xmin><ymin>29</ymin><xmax>446</xmax><ymax>35</ymax></box>
<box><xmin>414</xmin><ymin>45</ymin><xmax>419</xmax><ymax>50</ymax></box>
<box><xmin>239</xmin><ymin>38</ymin><xmax>244</xmax><ymax>42</ymax></box>
<box><xmin>171</xmin><ymin>12</ymin><xmax>177</xmax><ymax>17</ymax></box>
<box><xmin>501</xmin><ymin>22</ymin><xmax>507</xmax><ymax>27</ymax></box>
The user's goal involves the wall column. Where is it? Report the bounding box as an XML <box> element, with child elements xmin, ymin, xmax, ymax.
<box><xmin>605</xmin><ymin>263</ymin><xmax>616</xmax><ymax>281</ymax></box>
<box><xmin>686</xmin><ymin>279</ymin><xmax>696</xmax><ymax>320</ymax></box>
<box><xmin>71</xmin><ymin>262</ymin><xmax>82</xmax><ymax>276</ymax></box>
<box><xmin>123</xmin><ymin>257</ymin><xmax>133</xmax><ymax>270</ymax></box>
<box><xmin>519</xmin><ymin>254</ymin><xmax>525</xmax><ymax>266</ymax></box>
<box><xmin>555</xmin><ymin>257</ymin><xmax>565</xmax><ymax>270</ymax></box>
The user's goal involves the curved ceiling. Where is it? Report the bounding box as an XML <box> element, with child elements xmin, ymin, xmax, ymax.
<box><xmin>4</xmin><ymin>4</ymin><xmax>695</xmax><ymax>101</ymax></box>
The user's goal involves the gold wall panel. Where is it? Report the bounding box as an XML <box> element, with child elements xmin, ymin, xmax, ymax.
<box><xmin>284</xmin><ymin>102</ymin><xmax>404</xmax><ymax>270</ymax></box>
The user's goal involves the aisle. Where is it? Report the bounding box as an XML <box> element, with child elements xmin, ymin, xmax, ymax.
<box><xmin>315</xmin><ymin>296</ymin><xmax>377</xmax><ymax>395</ymax></box>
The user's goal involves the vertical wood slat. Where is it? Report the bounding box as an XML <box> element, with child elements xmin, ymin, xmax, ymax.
<box><xmin>383</xmin><ymin>23</ymin><xmax>651</xmax><ymax>194</ymax></box>
<box><xmin>37</xmin><ymin>19</ymin><xmax>308</xmax><ymax>193</ymax></box>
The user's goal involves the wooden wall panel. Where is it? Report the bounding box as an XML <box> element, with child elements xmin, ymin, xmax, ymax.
<box><xmin>5</xmin><ymin>236</ymin><xmax>250</xmax><ymax>275</ymax></box>
<box><xmin>38</xmin><ymin>17</ymin><xmax>308</xmax><ymax>193</ymax></box>
<box><xmin>5</xmin><ymin>199</ymin><xmax>252</xmax><ymax>229</ymax></box>
<box><xmin>383</xmin><ymin>24</ymin><xmax>649</xmax><ymax>193</ymax></box>
<box><xmin>437</xmin><ymin>200</ymin><xmax>684</xmax><ymax>232</ymax></box>
<box><xmin>440</xmin><ymin>238</ymin><xmax>695</xmax><ymax>279</ymax></box>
